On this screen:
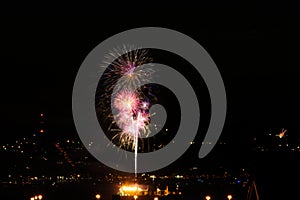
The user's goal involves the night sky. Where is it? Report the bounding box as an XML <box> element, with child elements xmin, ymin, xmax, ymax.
<box><xmin>1</xmin><ymin>3</ymin><xmax>300</xmax><ymax>146</ymax></box>
<box><xmin>1</xmin><ymin>3</ymin><xmax>300</xmax><ymax>199</ymax></box>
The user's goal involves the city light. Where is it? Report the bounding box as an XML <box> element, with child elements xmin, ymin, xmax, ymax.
<box><xmin>30</xmin><ymin>194</ymin><xmax>42</xmax><ymax>200</ymax></box>
<box><xmin>121</xmin><ymin>185</ymin><xmax>141</xmax><ymax>192</ymax></box>
<box><xmin>95</xmin><ymin>194</ymin><xmax>101</xmax><ymax>199</ymax></box>
<box><xmin>133</xmin><ymin>195</ymin><xmax>138</xmax><ymax>200</ymax></box>
<box><xmin>205</xmin><ymin>195</ymin><xmax>211</xmax><ymax>200</ymax></box>
<box><xmin>227</xmin><ymin>194</ymin><xmax>233</xmax><ymax>199</ymax></box>
<box><xmin>119</xmin><ymin>184</ymin><xmax>149</xmax><ymax>196</ymax></box>
<box><xmin>154</xmin><ymin>197</ymin><xmax>159</xmax><ymax>200</ymax></box>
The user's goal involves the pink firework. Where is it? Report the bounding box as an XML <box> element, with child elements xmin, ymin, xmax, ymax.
<box><xmin>114</xmin><ymin>90</ymin><xmax>139</xmax><ymax>112</ymax></box>
<box><xmin>120</xmin><ymin>61</ymin><xmax>136</xmax><ymax>76</ymax></box>
<box><xmin>98</xmin><ymin>46</ymin><xmax>155</xmax><ymax>177</ymax></box>
<box><xmin>100</xmin><ymin>47</ymin><xmax>154</xmax><ymax>95</ymax></box>
<box><xmin>113</xmin><ymin>90</ymin><xmax>150</xmax><ymax>142</ymax></box>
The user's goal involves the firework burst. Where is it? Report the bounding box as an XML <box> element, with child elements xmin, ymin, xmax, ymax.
<box><xmin>96</xmin><ymin>46</ymin><xmax>156</xmax><ymax>177</ymax></box>
<box><xmin>112</xmin><ymin>89</ymin><xmax>151</xmax><ymax>149</ymax></box>
<box><xmin>101</xmin><ymin>45</ymin><xmax>154</xmax><ymax>94</ymax></box>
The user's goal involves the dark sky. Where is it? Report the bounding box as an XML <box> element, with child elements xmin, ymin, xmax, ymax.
<box><xmin>1</xmin><ymin>2</ymin><xmax>300</xmax><ymax>144</ymax></box>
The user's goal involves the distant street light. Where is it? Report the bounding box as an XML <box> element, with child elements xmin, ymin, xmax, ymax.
<box><xmin>95</xmin><ymin>194</ymin><xmax>101</xmax><ymax>199</ymax></box>
<box><xmin>30</xmin><ymin>194</ymin><xmax>42</xmax><ymax>200</ymax></box>
<box><xmin>133</xmin><ymin>195</ymin><xmax>138</xmax><ymax>200</ymax></box>
<box><xmin>154</xmin><ymin>197</ymin><xmax>159</xmax><ymax>200</ymax></box>
<box><xmin>227</xmin><ymin>194</ymin><xmax>233</xmax><ymax>200</ymax></box>
<box><xmin>205</xmin><ymin>195</ymin><xmax>211</xmax><ymax>200</ymax></box>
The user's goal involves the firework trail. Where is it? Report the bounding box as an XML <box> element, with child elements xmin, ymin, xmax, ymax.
<box><xmin>97</xmin><ymin>46</ymin><xmax>154</xmax><ymax>177</ymax></box>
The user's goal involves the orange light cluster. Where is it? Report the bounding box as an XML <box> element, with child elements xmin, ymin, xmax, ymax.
<box><xmin>54</xmin><ymin>143</ymin><xmax>75</xmax><ymax>167</ymax></box>
<box><xmin>30</xmin><ymin>194</ymin><xmax>42</xmax><ymax>200</ymax></box>
<box><xmin>121</xmin><ymin>185</ymin><xmax>142</xmax><ymax>192</ymax></box>
<box><xmin>119</xmin><ymin>184</ymin><xmax>148</xmax><ymax>196</ymax></box>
